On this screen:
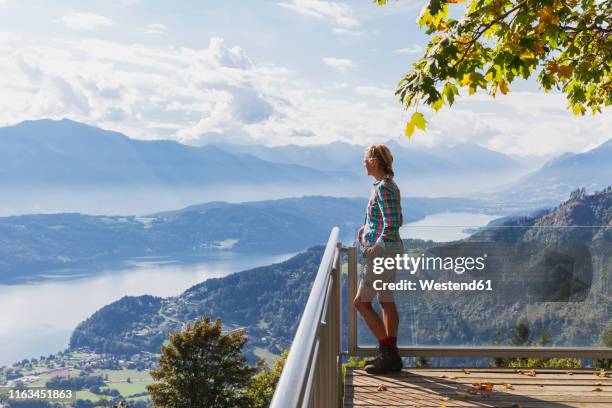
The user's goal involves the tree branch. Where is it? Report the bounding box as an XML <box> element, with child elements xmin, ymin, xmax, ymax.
<box><xmin>452</xmin><ymin>0</ymin><xmax>531</xmax><ymax>68</ymax></box>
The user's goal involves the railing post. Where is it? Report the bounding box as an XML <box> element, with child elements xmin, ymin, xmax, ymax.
<box><xmin>334</xmin><ymin>243</ymin><xmax>343</xmax><ymax>408</ymax></box>
<box><xmin>347</xmin><ymin>246</ymin><xmax>358</xmax><ymax>356</ymax></box>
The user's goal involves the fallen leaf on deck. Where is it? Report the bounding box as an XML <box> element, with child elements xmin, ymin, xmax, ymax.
<box><xmin>458</xmin><ymin>392</ymin><xmax>472</xmax><ymax>399</ymax></box>
<box><xmin>593</xmin><ymin>387</ymin><xmax>603</xmax><ymax>392</ymax></box>
<box><xmin>471</xmin><ymin>382</ymin><xmax>494</xmax><ymax>391</ymax></box>
<box><xmin>565</xmin><ymin>371</ymin><xmax>574</xmax><ymax>375</ymax></box>
<box><xmin>503</xmin><ymin>383</ymin><xmax>514</xmax><ymax>390</ymax></box>
<box><xmin>377</xmin><ymin>383</ymin><xmax>387</xmax><ymax>391</ymax></box>
<box><xmin>526</xmin><ymin>369</ymin><xmax>537</xmax><ymax>377</ymax></box>
<box><xmin>463</xmin><ymin>369</ymin><xmax>471</xmax><ymax>374</ymax></box>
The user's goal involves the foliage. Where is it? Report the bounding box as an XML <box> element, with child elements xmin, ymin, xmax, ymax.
<box><xmin>507</xmin><ymin>357</ymin><xmax>582</xmax><ymax>368</ymax></box>
<box><xmin>416</xmin><ymin>356</ymin><xmax>431</xmax><ymax>367</ymax></box>
<box><xmin>70</xmin><ymin>295</ymin><xmax>165</xmax><ymax>358</ymax></box>
<box><xmin>146</xmin><ymin>317</ymin><xmax>255</xmax><ymax>408</ymax></box>
<box><xmin>342</xmin><ymin>356</ymin><xmax>369</xmax><ymax>398</ymax></box>
<box><xmin>244</xmin><ymin>351</ymin><xmax>288</xmax><ymax>408</ymax></box>
<box><xmin>45</xmin><ymin>374</ymin><xmax>105</xmax><ymax>390</ymax></box>
<box><xmin>595</xmin><ymin>324</ymin><xmax>612</xmax><ymax>369</ymax></box>
<box><xmin>497</xmin><ymin>322</ymin><xmax>583</xmax><ymax>368</ymax></box>
<box><xmin>375</xmin><ymin>0</ymin><xmax>612</xmax><ymax>137</ymax></box>
<box><xmin>510</xmin><ymin>322</ymin><xmax>532</xmax><ymax>346</ymax></box>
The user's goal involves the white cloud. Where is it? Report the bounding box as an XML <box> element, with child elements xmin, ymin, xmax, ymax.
<box><xmin>278</xmin><ymin>0</ymin><xmax>358</xmax><ymax>28</ymax></box>
<box><xmin>354</xmin><ymin>86</ymin><xmax>392</xmax><ymax>98</ymax></box>
<box><xmin>61</xmin><ymin>12</ymin><xmax>114</xmax><ymax>31</ymax></box>
<box><xmin>0</xmin><ymin>30</ymin><xmax>609</xmax><ymax>156</ymax></box>
<box><xmin>423</xmin><ymin>92</ymin><xmax>612</xmax><ymax>156</ymax></box>
<box><xmin>0</xmin><ymin>35</ymin><xmax>288</xmax><ymax>145</ymax></box>
<box><xmin>0</xmin><ymin>31</ymin><xmax>20</xmax><ymax>42</ymax></box>
<box><xmin>144</xmin><ymin>23</ymin><xmax>167</xmax><ymax>35</ymax></box>
<box><xmin>394</xmin><ymin>44</ymin><xmax>422</xmax><ymax>54</ymax></box>
<box><xmin>332</xmin><ymin>27</ymin><xmax>365</xmax><ymax>37</ymax></box>
<box><xmin>322</xmin><ymin>57</ymin><xmax>356</xmax><ymax>72</ymax></box>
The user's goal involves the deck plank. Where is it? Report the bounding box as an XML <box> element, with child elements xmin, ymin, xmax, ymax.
<box><xmin>344</xmin><ymin>368</ymin><xmax>612</xmax><ymax>408</ymax></box>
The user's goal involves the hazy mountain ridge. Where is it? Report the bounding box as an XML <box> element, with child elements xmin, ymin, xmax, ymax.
<box><xmin>492</xmin><ymin>139</ymin><xmax>612</xmax><ymax>206</ymax></box>
<box><xmin>0</xmin><ymin>119</ymin><xmax>354</xmax><ymax>188</ymax></box>
<box><xmin>2</xmin><ymin>119</ymin><xmax>608</xmax><ymax>214</ymax></box>
<box><xmin>1</xmin><ymin>119</ymin><xmax>530</xmax><ymax>215</ymax></box>
<box><xmin>214</xmin><ymin>139</ymin><xmax>522</xmax><ymax>177</ymax></box>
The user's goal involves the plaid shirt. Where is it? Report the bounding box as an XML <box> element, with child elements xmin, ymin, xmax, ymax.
<box><xmin>361</xmin><ymin>176</ymin><xmax>403</xmax><ymax>247</ymax></box>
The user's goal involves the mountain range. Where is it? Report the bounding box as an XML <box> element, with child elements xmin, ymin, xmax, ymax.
<box><xmin>1</xmin><ymin>118</ymin><xmax>609</xmax><ymax>214</ymax></box>
<box><xmin>0</xmin><ymin>119</ymin><xmax>524</xmax><ymax>215</ymax></box>
<box><xmin>490</xmin><ymin>139</ymin><xmax>612</xmax><ymax>206</ymax></box>
<box><xmin>0</xmin><ymin>119</ymin><xmax>353</xmax><ymax>188</ymax></box>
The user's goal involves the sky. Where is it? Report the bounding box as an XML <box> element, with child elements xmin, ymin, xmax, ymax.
<box><xmin>0</xmin><ymin>0</ymin><xmax>610</xmax><ymax>156</ymax></box>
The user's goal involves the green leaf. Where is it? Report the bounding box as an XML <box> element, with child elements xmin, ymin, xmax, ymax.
<box><xmin>428</xmin><ymin>0</ymin><xmax>445</xmax><ymax>15</ymax></box>
<box><xmin>443</xmin><ymin>82</ymin><xmax>458</xmax><ymax>106</ymax></box>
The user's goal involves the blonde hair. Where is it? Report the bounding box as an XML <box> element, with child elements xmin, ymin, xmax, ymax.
<box><xmin>365</xmin><ymin>144</ymin><xmax>394</xmax><ymax>177</ymax></box>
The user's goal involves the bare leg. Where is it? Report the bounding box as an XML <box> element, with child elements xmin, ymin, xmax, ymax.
<box><xmin>380</xmin><ymin>301</ymin><xmax>399</xmax><ymax>338</ymax></box>
<box><xmin>353</xmin><ymin>286</ymin><xmax>387</xmax><ymax>340</ymax></box>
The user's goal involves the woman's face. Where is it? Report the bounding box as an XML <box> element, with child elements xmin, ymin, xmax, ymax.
<box><xmin>363</xmin><ymin>154</ymin><xmax>379</xmax><ymax>176</ymax></box>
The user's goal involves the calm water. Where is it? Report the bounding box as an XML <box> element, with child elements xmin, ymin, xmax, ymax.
<box><xmin>0</xmin><ymin>253</ymin><xmax>293</xmax><ymax>366</ymax></box>
<box><xmin>401</xmin><ymin>211</ymin><xmax>499</xmax><ymax>242</ymax></box>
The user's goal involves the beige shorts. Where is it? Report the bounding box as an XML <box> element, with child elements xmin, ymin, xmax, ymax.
<box><xmin>358</xmin><ymin>241</ymin><xmax>404</xmax><ymax>303</ymax></box>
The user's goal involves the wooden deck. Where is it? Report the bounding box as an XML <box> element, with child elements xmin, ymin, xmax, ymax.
<box><xmin>344</xmin><ymin>368</ymin><xmax>612</xmax><ymax>407</ymax></box>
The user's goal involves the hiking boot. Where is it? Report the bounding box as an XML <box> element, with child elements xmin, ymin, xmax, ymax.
<box><xmin>363</xmin><ymin>347</ymin><xmax>382</xmax><ymax>367</ymax></box>
<box><xmin>364</xmin><ymin>345</ymin><xmax>403</xmax><ymax>374</ymax></box>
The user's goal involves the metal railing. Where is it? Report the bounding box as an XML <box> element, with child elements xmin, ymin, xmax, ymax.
<box><xmin>272</xmin><ymin>227</ymin><xmax>612</xmax><ymax>408</ymax></box>
<box><xmin>346</xmin><ymin>233</ymin><xmax>612</xmax><ymax>359</ymax></box>
<box><xmin>270</xmin><ymin>227</ymin><xmax>343</xmax><ymax>408</ymax></box>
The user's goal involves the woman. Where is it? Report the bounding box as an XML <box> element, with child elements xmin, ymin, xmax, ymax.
<box><xmin>354</xmin><ymin>144</ymin><xmax>404</xmax><ymax>374</ymax></box>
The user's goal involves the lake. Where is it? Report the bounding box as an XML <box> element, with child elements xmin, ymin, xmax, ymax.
<box><xmin>401</xmin><ymin>211</ymin><xmax>499</xmax><ymax>242</ymax></box>
<box><xmin>0</xmin><ymin>253</ymin><xmax>293</xmax><ymax>366</ymax></box>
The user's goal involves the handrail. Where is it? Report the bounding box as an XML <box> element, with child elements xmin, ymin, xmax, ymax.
<box><xmin>270</xmin><ymin>227</ymin><xmax>343</xmax><ymax>408</ymax></box>
<box><xmin>272</xmin><ymin>226</ymin><xmax>611</xmax><ymax>408</ymax></box>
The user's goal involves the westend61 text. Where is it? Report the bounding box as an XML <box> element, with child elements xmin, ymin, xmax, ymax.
<box><xmin>373</xmin><ymin>279</ymin><xmax>493</xmax><ymax>292</ymax></box>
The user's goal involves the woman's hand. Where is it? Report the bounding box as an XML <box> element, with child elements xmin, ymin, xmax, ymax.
<box><xmin>365</xmin><ymin>244</ymin><xmax>382</xmax><ymax>257</ymax></box>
